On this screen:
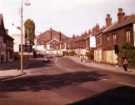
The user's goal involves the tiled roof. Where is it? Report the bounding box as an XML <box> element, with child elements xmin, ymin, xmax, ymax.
<box><xmin>103</xmin><ymin>15</ymin><xmax>135</xmax><ymax>33</ymax></box>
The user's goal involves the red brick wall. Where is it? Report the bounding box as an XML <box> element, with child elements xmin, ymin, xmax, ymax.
<box><xmin>102</xmin><ymin>24</ymin><xmax>133</xmax><ymax>51</ymax></box>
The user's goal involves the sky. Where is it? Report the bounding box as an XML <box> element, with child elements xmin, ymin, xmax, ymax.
<box><xmin>0</xmin><ymin>0</ymin><xmax>135</xmax><ymax>37</ymax></box>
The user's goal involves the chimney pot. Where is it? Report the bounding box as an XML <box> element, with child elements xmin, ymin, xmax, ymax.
<box><xmin>118</xmin><ymin>8</ymin><xmax>123</xmax><ymax>13</ymax></box>
<box><xmin>106</xmin><ymin>14</ymin><xmax>112</xmax><ymax>27</ymax></box>
<box><xmin>117</xmin><ymin>8</ymin><xmax>125</xmax><ymax>22</ymax></box>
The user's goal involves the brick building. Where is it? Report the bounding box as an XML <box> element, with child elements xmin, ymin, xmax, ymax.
<box><xmin>36</xmin><ymin>28</ymin><xmax>68</xmax><ymax>54</ymax></box>
<box><xmin>94</xmin><ymin>8</ymin><xmax>135</xmax><ymax>64</ymax></box>
<box><xmin>65</xmin><ymin>32</ymin><xmax>90</xmax><ymax>55</ymax></box>
<box><xmin>0</xmin><ymin>14</ymin><xmax>14</xmax><ymax>63</ymax></box>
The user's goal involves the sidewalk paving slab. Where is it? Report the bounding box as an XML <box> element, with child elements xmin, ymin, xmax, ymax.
<box><xmin>66</xmin><ymin>56</ymin><xmax>135</xmax><ymax>75</ymax></box>
<box><xmin>0</xmin><ymin>69</ymin><xmax>26</xmax><ymax>81</ymax></box>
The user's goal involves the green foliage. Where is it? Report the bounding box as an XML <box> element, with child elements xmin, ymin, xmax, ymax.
<box><xmin>24</xmin><ymin>19</ymin><xmax>35</xmax><ymax>45</ymax></box>
<box><xmin>120</xmin><ymin>43</ymin><xmax>135</xmax><ymax>67</ymax></box>
<box><xmin>121</xmin><ymin>43</ymin><xmax>134</xmax><ymax>49</ymax></box>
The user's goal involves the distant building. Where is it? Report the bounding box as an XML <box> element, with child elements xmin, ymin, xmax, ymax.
<box><xmin>35</xmin><ymin>28</ymin><xmax>68</xmax><ymax>54</ymax></box>
<box><xmin>66</xmin><ymin>33</ymin><xmax>90</xmax><ymax>55</ymax></box>
<box><xmin>12</xmin><ymin>33</ymin><xmax>20</xmax><ymax>52</ymax></box>
<box><xmin>0</xmin><ymin>14</ymin><xmax>14</xmax><ymax>63</ymax></box>
<box><xmin>66</xmin><ymin>26</ymin><xmax>98</xmax><ymax>56</ymax></box>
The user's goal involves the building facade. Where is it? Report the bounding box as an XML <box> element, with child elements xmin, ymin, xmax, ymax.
<box><xmin>94</xmin><ymin>8</ymin><xmax>135</xmax><ymax>64</ymax></box>
<box><xmin>36</xmin><ymin>28</ymin><xmax>68</xmax><ymax>54</ymax></box>
<box><xmin>0</xmin><ymin>14</ymin><xmax>14</xmax><ymax>63</ymax></box>
<box><xmin>65</xmin><ymin>32</ymin><xmax>91</xmax><ymax>56</ymax></box>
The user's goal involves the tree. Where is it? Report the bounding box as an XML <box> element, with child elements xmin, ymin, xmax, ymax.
<box><xmin>24</xmin><ymin>19</ymin><xmax>35</xmax><ymax>45</ymax></box>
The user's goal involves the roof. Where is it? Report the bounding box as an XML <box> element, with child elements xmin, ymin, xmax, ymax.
<box><xmin>5</xmin><ymin>34</ymin><xmax>14</xmax><ymax>40</ymax></box>
<box><xmin>37</xmin><ymin>28</ymin><xmax>69</xmax><ymax>44</ymax></box>
<box><xmin>47</xmin><ymin>39</ymin><xmax>60</xmax><ymax>44</ymax></box>
<box><xmin>0</xmin><ymin>14</ymin><xmax>14</xmax><ymax>41</ymax></box>
<box><xmin>0</xmin><ymin>14</ymin><xmax>4</xmax><ymax>28</ymax></box>
<box><xmin>0</xmin><ymin>14</ymin><xmax>3</xmax><ymax>25</ymax></box>
<box><xmin>103</xmin><ymin>15</ymin><xmax>135</xmax><ymax>33</ymax></box>
<box><xmin>71</xmin><ymin>33</ymin><xmax>90</xmax><ymax>42</ymax></box>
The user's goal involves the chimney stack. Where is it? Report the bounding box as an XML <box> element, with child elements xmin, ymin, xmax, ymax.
<box><xmin>117</xmin><ymin>8</ymin><xmax>125</xmax><ymax>22</ymax></box>
<box><xmin>95</xmin><ymin>24</ymin><xmax>100</xmax><ymax>33</ymax></box>
<box><xmin>106</xmin><ymin>14</ymin><xmax>112</xmax><ymax>27</ymax></box>
<box><xmin>92</xmin><ymin>24</ymin><xmax>100</xmax><ymax>35</ymax></box>
<box><xmin>59</xmin><ymin>32</ymin><xmax>62</xmax><ymax>41</ymax></box>
<box><xmin>50</xmin><ymin>28</ymin><xmax>53</xmax><ymax>40</ymax></box>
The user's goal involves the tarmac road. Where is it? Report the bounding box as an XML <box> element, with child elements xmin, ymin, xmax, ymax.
<box><xmin>0</xmin><ymin>57</ymin><xmax>134</xmax><ymax>105</ymax></box>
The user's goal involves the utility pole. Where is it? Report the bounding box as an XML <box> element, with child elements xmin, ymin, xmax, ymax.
<box><xmin>20</xmin><ymin>0</ymin><xmax>24</xmax><ymax>73</ymax></box>
<box><xmin>20</xmin><ymin>0</ymin><xmax>30</xmax><ymax>73</ymax></box>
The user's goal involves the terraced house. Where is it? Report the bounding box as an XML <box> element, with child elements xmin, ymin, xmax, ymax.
<box><xmin>67</xmin><ymin>33</ymin><xmax>90</xmax><ymax>55</ymax></box>
<box><xmin>94</xmin><ymin>8</ymin><xmax>135</xmax><ymax>64</ymax></box>
<box><xmin>0</xmin><ymin>14</ymin><xmax>14</xmax><ymax>63</ymax></box>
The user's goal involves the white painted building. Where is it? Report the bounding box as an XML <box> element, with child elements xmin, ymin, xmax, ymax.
<box><xmin>11</xmin><ymin>33</ymin><xmax>21</xmax><ymax>52</ymax></box>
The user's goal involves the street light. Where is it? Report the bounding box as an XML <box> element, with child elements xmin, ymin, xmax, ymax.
<box><xmin>20</xmin><ymin>0</ymin><xmax>31</xmax><ymax>73</ymax></box>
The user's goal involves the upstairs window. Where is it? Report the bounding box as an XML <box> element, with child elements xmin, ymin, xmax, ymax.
<box><xmin>107</xmin><ymin>36</ymin><xmax>110</xmax><ymax>41</ymax></box>
<box><xmin>97</xmin><ymin>35</ymin><xmax>102</xmax><ymax>46</ymax></box>
<box><xmin>126</xmin><ymin>31</ymin><xmax>131</xmax><ymax>43</ymax></box>
<box><xmin>113</xmin><ymin>33</ymin><xmax>117</xmax><ymax>44</ymax></box>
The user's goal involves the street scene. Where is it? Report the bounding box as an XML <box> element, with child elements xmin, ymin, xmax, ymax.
<box><xmin>0</xmin><ymin>0</ymin><xmax>135</xmax><ymax>105</ymax></box>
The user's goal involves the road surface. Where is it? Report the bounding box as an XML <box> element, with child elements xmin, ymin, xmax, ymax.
<box><xmin>0</xmin><ymin>57</ymin><xmax>134</xmax><ymax>105</ymax></box>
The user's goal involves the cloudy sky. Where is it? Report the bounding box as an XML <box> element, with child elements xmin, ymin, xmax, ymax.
<box><xmin>0</xmin><ymin>0</ymin><xmax>135</xmax><ymax>37</ymax></box>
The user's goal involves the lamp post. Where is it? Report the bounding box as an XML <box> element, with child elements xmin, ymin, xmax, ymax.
<box><xmin>20</xmin><ymin>0</ymin><xmax>30</xmax><ymax>73</ymax></box>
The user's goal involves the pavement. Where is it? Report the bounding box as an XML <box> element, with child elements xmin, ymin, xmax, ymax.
<box><xmin>0</xmin><ymin>57</ymin><xmax>135</xmax><ymax>105</ymax></box>
<box><xmin>0</xmin><ymin>69</ymin><xmax>26</xmax><ymax>81</ymax></box>
<box><xmin>66</xmin><ymin>56</ymin><xmax>135</xmax><ymax>75</ymax></box>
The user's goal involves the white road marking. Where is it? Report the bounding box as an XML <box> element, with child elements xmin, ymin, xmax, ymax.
<box><xmin>101</xmin><ymin>78</ymin><xmax>135</xmax><ymax>87</ymax></box>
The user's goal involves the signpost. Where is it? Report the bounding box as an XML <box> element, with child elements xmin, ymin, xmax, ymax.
<box><xmin>20</xmin><ymin>0</ymin><xmax>31</xmax><ymax>73</ymax></box>
<box><xmin>90</xmin><ymin>35</ymin><xmax>96</xmax><ymax>48</ymax></box>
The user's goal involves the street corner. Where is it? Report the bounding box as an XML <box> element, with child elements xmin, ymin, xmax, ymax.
<box><xmin>0</xmin><ymin>69</ymin><xmax>27</xmax><ymax>82</ymax></box>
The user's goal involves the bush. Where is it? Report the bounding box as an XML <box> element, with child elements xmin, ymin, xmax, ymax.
<box><xmin>120</xmin><ymin>43</ymin><xmax>135</xmax><ymax>67</ymax></box>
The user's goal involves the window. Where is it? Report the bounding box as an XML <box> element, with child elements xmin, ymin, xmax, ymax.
<box><xmin>99</xmin><ymin>36</ymin><xmax>102</xmax><ymax>45</ymax></box>
<box><xmin>107</xmin><ymin>36</ymin><xmax>110</xmax><ymax>41</ymax></box>
<box><xmin>97</xmin><ymin>35</ymin><xmax>102</xmax><ymax>46</ymax></box>
<box><xmin>126</xmin><ymin>31</ymin><xmax>131</xmax><ymax>43</ymax></box>
<box><xmin>113</xmin><ymin>33</ymin><xmax>117</xmax><ymax>44</ymax></box>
